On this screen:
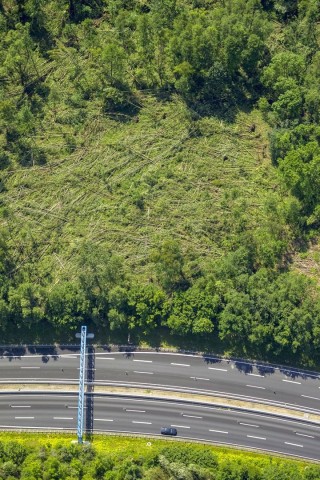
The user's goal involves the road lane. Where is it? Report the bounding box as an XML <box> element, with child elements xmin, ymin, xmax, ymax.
<box><xmin>1</xmin><ymin>350</ymin><xmax>320</xmax><ymax>413</ymax></box>
<box><xmin>0</xmin><ymin>393</ymin><xmax>320</xmax><ymax>461</ymax></box>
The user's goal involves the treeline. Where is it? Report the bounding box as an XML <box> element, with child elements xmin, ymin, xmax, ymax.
<box><xmin>1</xmin><ymin>241</ymin><xmax>320</xmax><ymax>364</ymax></box>
<box><xmin>1</xmin><ymin>0</ymin><xmax>320</xmax><ymax>365</ymax></box>
<box><xmin>0</xmin><ymin>438</ymin><xmax>320</xmax><ymax>480</ymax></box>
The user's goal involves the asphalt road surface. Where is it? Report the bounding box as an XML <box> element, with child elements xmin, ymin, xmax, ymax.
<box><xmin>1</xmin><ymin>349</ymin><xmax>320</xmax><ymax>413</ymax></box>
<box><xmin>1</xmin><ymin>348</ymin><xmax>320</xmax><ymax>460</ymax></box>
<box><xmin>0</xmin><ymin>393</ymin><xmax>320</xmax><ymax>461</ymax></box>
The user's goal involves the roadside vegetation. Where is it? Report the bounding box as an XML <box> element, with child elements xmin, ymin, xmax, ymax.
<box><xmin>1</xmin><ymin>0</ymin><xmax>320</xmax><ymax>367</ymax></box>
<box><xmin>0</xmin><ymin>433</ymin><xmax>319</xmax><ymax>480</ymax></box>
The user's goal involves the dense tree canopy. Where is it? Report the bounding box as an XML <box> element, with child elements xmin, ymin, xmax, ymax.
<box><xmin>1</xmin><ymin>0</ymin><xmax>320</xmax><ymax>367</ymax></box>
<box><xmin>0</xmin><ymin>437</ymin><xmax>319</xmax><ymax>480</ymax></box>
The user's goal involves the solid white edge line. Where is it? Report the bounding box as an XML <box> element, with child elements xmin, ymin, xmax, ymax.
<box><xmin>0</xmin><ymin>425</ymin><xmax>68</xmax><ymax>430</ymax></box>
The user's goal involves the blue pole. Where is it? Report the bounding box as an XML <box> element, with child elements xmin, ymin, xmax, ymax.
<box><xmin>77</xmin><ymin>325</ymin><xmax>87</xmax><ymax>443</ymax></box>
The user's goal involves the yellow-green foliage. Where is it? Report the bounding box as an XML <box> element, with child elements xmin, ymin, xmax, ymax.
<box><xmin>0</xmin><ymin>432</ymin><xmax>315</xmax><ymax>477</ymax></box>
<box><xmin>3</xmin><ymin>97</ymin><xmax>287</xmax><ymax>283</ymax></box>
<box><xmin>1</xmin><ymin>0</ymin><xmax>320</xmax><ymax>368</ymax></box>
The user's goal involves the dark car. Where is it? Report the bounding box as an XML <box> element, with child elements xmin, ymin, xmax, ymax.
<box><xmin>161</xmin><ymin>427</ymin><xmax>177</xmax><ymax>436</ymax></box>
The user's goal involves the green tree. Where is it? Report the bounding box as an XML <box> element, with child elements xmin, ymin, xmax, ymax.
<box><xmin>77</xmin><ymin>246</ymin><xmax>124</xmax><ymax>325</ymax></box>
<box><xmin>8</xmin><ymin>282</ymin><xmax>45</xmax><ymax>325</ymax></box>
<box><xmin>43</xmin><ymin>456</ymin><xmax>64</xmax><ymax>480</ymax></box>
<box><xmin>218</xmin><ymin>291</ymin><xmax>252</xmax><ymax>349</ymax></box>
<box><xmin>108</xmin><ymin>286</ymin><xmax>130</xmax><ymax>333</ymax></box>
<box><xmin>166</xmin><ymin>282</ymin><xmax>218</xmax><ymax>336</ymax></box>
<box><xmin>21</xmin><ymin>455</ymin><xmax>43</xmax><ymax>480</ymax></box>
<box><xmin>46</xmin><ymin>282</ymin><xmax>88</xmax><ymax>329</ymax></box>
<box><xmin>279</xmin><ymin>142</ymin><xmax>320</xmax><ymax>216</ymax></box>
<box><xmin>152</xmin><ymin>240</ymin><xmax>187</xmax><ymax>291</ymax></box>
<box><xmin>261</xmin><ymin>51</ymin><xmax>306</xmax><ymax>125</ymax></box>
<box><xmin>68</xmin><ymin>0</ymin><xmax>104</xmax><ymax>22</ymax></box>
<box><xmin>0</xmin><ymin>22</ymin><xmax>43</xmax><ymax>103</ymax></box>
<box><xmin>128</xmin><ymin>284</ymin><xmax>165</xmax><ymax>335</ymax></box>
<box><xmin>3</xmin><ymin>442</ymin><xmax>28</xmax><ymax>466</ymax></box>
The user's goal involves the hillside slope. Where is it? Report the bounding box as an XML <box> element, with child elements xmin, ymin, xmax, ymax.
<box><xmin>1</xmin><ymin>0</ymin><xmax>320</xmax><ymax>366</ymax></box>
<box><xmin>3</xmin><ymin>98</ymin><xmax>290</xmax><ymax>282</ymax></box>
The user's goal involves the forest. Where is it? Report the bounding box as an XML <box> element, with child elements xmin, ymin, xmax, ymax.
<box><xmin>1</xmin><ymin>434</ymin><xmax>320</xmax><ymax>480</ymax></box>
<box><xmin>1</xmin><ymin>0</ymin><xmax>320</xmax><ymax>366</ymax></box>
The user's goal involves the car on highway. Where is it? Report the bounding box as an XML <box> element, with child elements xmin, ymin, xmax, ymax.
<box><xmin>161</xmin><ymin>427</ymin><xmax>177</xmax><ymax>436</ymax></box>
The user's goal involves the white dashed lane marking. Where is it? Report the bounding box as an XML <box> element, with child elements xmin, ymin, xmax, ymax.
<box><xmin>209</xmin><ymin>429</ymin><xmax>228</xmax><ymax>434</ymax></box>
<box><xmin>126</xmin><ymin>410</ymin><xmax>146</xmax><ymax>413</ymax></box>
<box><xmin>301</xmin><ymin>395</ymin><xmax>320</xmax><ymax>401</ymax></box>
<box><xmin>53</xmin><ymin>417</ymin><xmax>73</xmax><ymax>420</ymax></box>
<box><xmin>171</xmin><ymin>363</ymin><xmax>190</xmax><ymax>367</ymax></box>
<box><xmin>246</xmin><ymin>385</ymin><xmax>266</xmax><ymax>390</ymax></box>
<box><xmin>182</xmin><ymin>415</ymin><xmax>203</xmax><ymax>419</ymax></box>
<box><xmin>247</xmin><ymin>435</ymin><xmax>266</xmax><ymax>440</ymax></box>
<box><xmin>282</xmin><ymin>379</ymin><xmax>301</xmax><ymax>385</ymax></box>
<box><xmin>15</xmin><ymin>417</ymin><xmax>34</xmax><ymax>419</ymax></box>
<box><xmin>10</xmin><ymin>405</ymin><xmax>31</xmax><ymax>408</ymax></box>
<box><xmin>20</xmin><ymin>367</ymin><xmax>40</xmax><ymax>369</ymax></box>
<box><xmin>133</xmin><ymin>360</ymin><xmax>153</xmax><ymax>363</ymax></box>
<box><xmin>190</xmin><ymin>377</ymin><xmax>210</xmax><ymax>381</ymax></box>
<box><xmin>133</xmin><ymin>371</ymin><xmax>154</xmax><ymax>375</ymax></box>
<box><xmin>94</xmin><ymin>419</ymin><xmax>114</xmax><ymax>422</ymax></box>
<box><xmin>295</xmin><ymin>433</ymin><xmax>314</xmax><ymax>439</ymax></box>
<box><xmin>208</xmin><ymin>367</ymin><xmax>228</xmax><ymax>372</ymax></box>
<box><xmin>132</xmin><ymin>421</ymin><xmax>152</xmax><ymax>425</ymax></box>
<box><xmin>171</xmin><ymin>424</ymin><xmax>190</xmax><ymax>429</ymax></box>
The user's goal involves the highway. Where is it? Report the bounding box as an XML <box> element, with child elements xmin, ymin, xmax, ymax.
<box><xmin>0</xmin><ymin>393</ymin><xmax>320</xmax><ymax>461</ymax></box>
<box><xmin>1</xmin><ymin>348</ymin><xmax>320</xmax><ymax>460</ymax></box>
<box><xmin>1</xmin><ymin>350</ymin><xmax>320</xmax><ymax>412</ymax></box>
